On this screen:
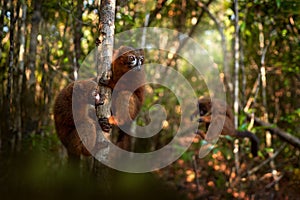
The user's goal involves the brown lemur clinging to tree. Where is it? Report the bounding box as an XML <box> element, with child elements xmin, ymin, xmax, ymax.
<box><xmin>53</xmin><ymin>46</ymin><xmax>145</xmax><ymax>160</ymax></box>
<box><xmin>192</xmin><ymin>97</ymin><xmax>259</xmax><ymax>157</ymax></box>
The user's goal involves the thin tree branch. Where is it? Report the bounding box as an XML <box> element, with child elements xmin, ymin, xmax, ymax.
<box><xmin>147</xmin><ymin>0</ymin><xmax>167</xmax><ymax>26</ymax></box>
<box><xmin>199</xmin><ymin>0</ymin><xmax>232</xmax><ymax>99</ymax></box>
<box><xmin>58</xmin><ymin>1</ymin><xmax>97</xmax><ymax>27</ymax></box>
<box><xmin>246</xmin><ymin>114</ymin><xmax>300</xmax><ymax>149</ymax></box>
<box><xmin>165</xmin><ymin>0</ymin><xmax>214</xmax><ymax>67</ymax></box>
<box><xmin>246</xmin><ymin>143</ymin><xmax>286</xmax><ymax>176</ymax></box>
<box><xmin>265</xmin><ymin>174</ymin><xmax>284</xmax><ymax>189</ymax></box>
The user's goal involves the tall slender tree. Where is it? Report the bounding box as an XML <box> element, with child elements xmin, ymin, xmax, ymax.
<box><xmin>93</xmin><ymin>0</ymin><xmax>116</xmax><ymax>188</ymax></box>
<box><xmin>73</xmin><ymin>0</ymin><xmax>83</xmax><ymax>80</ymax></box>
<box><xmin>23</xmin><ymin>0</ymin><xmax>41</xmax><ymax>133</ymax></box>
<box><xmin>233</xmin><ymin>0</ymin><xmax>240</xmax><ymax>172</ymax></box>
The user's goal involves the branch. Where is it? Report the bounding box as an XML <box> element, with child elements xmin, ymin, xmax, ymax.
<box><xmin>191</xmin><ymin>0</ymin><xmax>214</xmax><ymax>37</ymax></box>
<box><xmin>199</xmin><ymin>0</ymin><xmax>232</xmax><ymax>97</ymax></box>
<box><xmin>58</xmin><ymin>2</ymin><xmax>97</xmax><ymax>29</ymax></box>
<box><xmin>165</xmin><ymin>0</ymin><xmax>214</xmax><ymax>67</ymax></box>
<box><xmin>265</xmin><ymin>174</ymin><xmax>284</xmax><ymax>189</ymax></box>
<box><xmin>147</xmin><ymin>0</ymin><xmax>168</xmax><ymax>26</ymax></box>
<box><xmin>246</xmin><ymin>114</ymin><xmax>300</xmax><ymax>149</ymax></box>
<box><xmin>246</xmin><ymin>143</ymin><xmax>286</xmax><ymax>176</ymax></box>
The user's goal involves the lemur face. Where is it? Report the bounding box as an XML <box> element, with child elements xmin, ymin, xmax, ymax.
<box><xmin>126</xmin><ymin>53</ymin><xmax>144</xmax><ymax>71</ymax></box>
<box><xmin>198</xmin><ymin>100</ymin><xmax>211</xmax><ymax>116</ymax></box>
<box><xmin>113</xmin><ymin>46</ymin><xmax>145</xmax><ymax>72</ymax></box>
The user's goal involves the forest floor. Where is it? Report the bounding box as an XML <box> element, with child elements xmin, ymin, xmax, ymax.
<box><xmin>1</xmin><ymin>135</ymin><xmax>300</xmax><ymax>200</ymax></box>
<box><xmin>157</xmin><ymin>150</ymin><xmax>300</xmax><ymax>200</ymax></box>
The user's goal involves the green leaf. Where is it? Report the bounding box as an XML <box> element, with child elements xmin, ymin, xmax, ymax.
<box><xmin>265</xmin><ymin>148</ymin><xmax>274</xmax><ymax>153</ymax></box>
<box><xmin>276</xmin><ymin>0</ymin><xmax>281</xmax><ymax>8</ymax></box>
<box><xmin>240</xmin><ymin>22</ymin><xmax>246</xmax><ymax>32</ymax></box>
<box><xmin>224</xmin><ymin>135</ymin><xmax>234</xmax><ymax>141</ymax></box>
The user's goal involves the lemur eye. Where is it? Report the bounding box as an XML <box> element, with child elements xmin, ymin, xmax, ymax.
<box><xmin>128</xmin><ymin>55</ymin><xmax>136</xmax><ymax>62</ymax></box>
<box><xmin>139</xmin><ymin>56</ymin><xmax>144</xmax><ymax>63</ymax></box>
<box><xmin>199</xmin><ymin>110</ymin><xmax>205</xmax><ymax>116</ymax></box>
<box><xmin>198</xmin><ymin>105</ymin><xmax>207</xmax><ymax>116</ymax></box>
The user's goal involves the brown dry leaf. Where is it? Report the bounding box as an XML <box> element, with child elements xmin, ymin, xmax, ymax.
<box><xmin>207</xmin><ymin>181</ymin><xmax>215</xmax><ymax>187</ymax></box>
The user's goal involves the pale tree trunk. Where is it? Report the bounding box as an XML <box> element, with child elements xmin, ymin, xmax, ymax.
<box><xmin>93</xmin><ymin>0</ymin><xmax>116</xmax><ymax>190</ymax></box>
<box><xmin>233</xmin><ymin>0</ymin><xmax>240</xmax><ymax>172</ymax></box>
<box><xmin>240</xmin><ymin>46</ymin><xmax>246</xmax><ymax>105</ymax></box>
<box><xmin>94</xmin><ymin>0</ymin><xmax>116</xmax><ymax>161</ymax></box>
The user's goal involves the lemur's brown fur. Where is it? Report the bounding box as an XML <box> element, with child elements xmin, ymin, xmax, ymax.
<box><xmin>107</xmin><ymin>46</ymin><xmax>145</xmax><ymax>126</ymax></box>
<box><xmin>54</xmin><ymin>79</ymin><xmax>98</xmax><ymax>158</ymax></box>
<box><xmin>53</xmin><ymin>46</ymin><xmax>145</xmax><ymax>158</ymax></box>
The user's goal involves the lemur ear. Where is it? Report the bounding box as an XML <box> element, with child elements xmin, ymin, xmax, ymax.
<box><xmin>138</xmin><ymin>48</ymin><xmax>144</xmax><ymax>56</ymax></box>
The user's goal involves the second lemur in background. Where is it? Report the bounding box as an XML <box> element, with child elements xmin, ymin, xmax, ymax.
<box><xmin>192</xmin><ymin>97</ymin><xmax>259</xmax><ymax>157</ymax></box>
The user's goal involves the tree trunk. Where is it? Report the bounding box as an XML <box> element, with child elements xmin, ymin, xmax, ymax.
<box><xmin>39</xmin><ymin>23</ymin><xmax>52</xmax><ymax>135</ymax></box>
<box><xmin>28</xmin><ymin>0</ymin><xmax>41</xmax><ymax>87</ymax></box>
<box><xmin>14</xmin><ymin>2</ymin><xmax>27</xmax><ymax>149</ymax></box>
<box><xmin>73</xmin><ymin>0</ymin><xmax>83</xmax><ymax>81</ymax></box>
<box><xmin>93</xmin><ymin>0</ymin><xmax>116</xmax><ymax>188</ymax></box>
<box><xmin>233</xmin><ymin>0</ymin><xmax>240</xmax><ymax>174</ymax></box>
<box><xmin>95</xmin><ymin>0</ymin><xmax>116</xmax><ymax>160</ymax></box>
<box><xmin>0</xmin><ymin>0</ymin><xmax>5</xmax><ymax>61</ymax></box>
<box><xmin>5</xmin><ymin>0</ymin><xmax>17</xmax><ymax>150</ymax></box>
<box><xmin>0</xmin><ymin>0</ymin><xmax>7</xmax><ymax>152</ymax></box>
<box><xmin>7</xmin><ymin>0</ymin><xmax>16</xmax><ymax>132</ymax></box>
<box><xmin>22</xmin><ymin>0</ymin><xmax>41</xmax><ymax>133</ymax></box>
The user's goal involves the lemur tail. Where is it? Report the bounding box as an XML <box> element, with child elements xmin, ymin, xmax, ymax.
<box><xmin>236</xmin><ymin>131</ymin><xmax>259</xmax><ymax>157</ymax></box>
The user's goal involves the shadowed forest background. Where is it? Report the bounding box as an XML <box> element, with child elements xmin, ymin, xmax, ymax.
<box><xmin>0</xmin><ymin>0</ymin><xmax>300</xmax><ymax>199</ymax></box>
